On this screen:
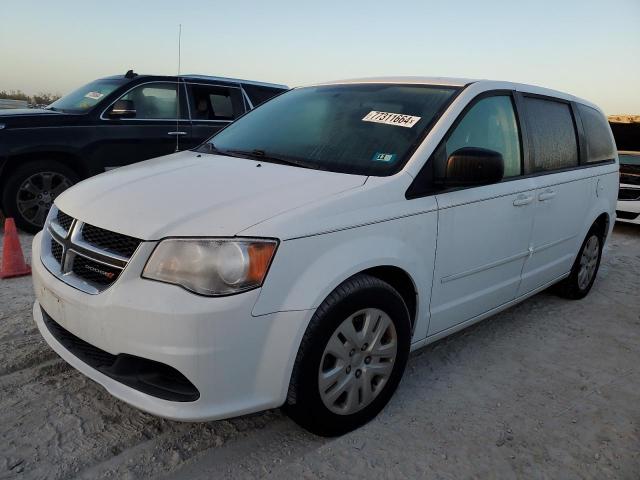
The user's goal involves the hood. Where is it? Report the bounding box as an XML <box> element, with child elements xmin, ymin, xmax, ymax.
<box><xmin>0</xmin><ymin>108</ymin><xmax>87</xmax><ymax>129</ymax></box>
<box><xmin>0</xmin><ymin>108</ymin><xmax>60</xmax><ymax>117</ymax></box>
<box><xmin>55</xmin><ymin>151</ymin><xmax>367</xmax><ymax>239</ymax></box>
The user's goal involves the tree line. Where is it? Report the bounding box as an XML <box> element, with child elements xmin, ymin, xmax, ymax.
<box><xmin>0</xmin><ymin>89</ymin><xmax>61</xmax><ymax>105</ymax></box>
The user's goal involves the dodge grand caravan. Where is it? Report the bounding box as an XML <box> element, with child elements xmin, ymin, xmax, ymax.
<box><xmin>32</xmin><ymin>77</ymin><xmax>618</xmax><ymax>436</ymax></box>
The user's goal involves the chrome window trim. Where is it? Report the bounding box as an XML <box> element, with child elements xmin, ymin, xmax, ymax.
<box><xmin>182</xmin><ymin>80</ymin><xmax>192</xmax><ymax>121</ymax></box>
<box><xmin>99</xmin><ymin>80</ymin><xmax>191</xmax><ymax>122</ymax></box>
<box><xmin>188</xmin><ymin>119</ymin><xmax>233</xmax><ymax>124</ymax></box>
<box><xmin>181</xmin><ymin>75</ymin><xmax>287</xmax><ymax>89</ymax></box>
<box><xmin>242</xmin><ymin>87</ymin><xmax>254</xmax><ymax>110</ymax></box>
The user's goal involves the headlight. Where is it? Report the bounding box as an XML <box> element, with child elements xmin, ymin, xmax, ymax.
<box><xmin>142</xmin><ymin>238</ymin><xmax>278</xmax><ymax>296</ymax></box>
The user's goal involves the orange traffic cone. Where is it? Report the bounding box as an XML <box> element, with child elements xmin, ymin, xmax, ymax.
<box><xmin>0</xmin><ymin>218</ymin><xmax>31</xmax><ymax>279</ymax></box>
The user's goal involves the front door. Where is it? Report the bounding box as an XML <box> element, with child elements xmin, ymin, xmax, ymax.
<box><xmin>91</xmin><ymin>81</ymin><xmax>192</xmax><ymax>170</ymax></box>
<box><xmin>428</xmin><ymin>93</ymin><xmax>536</xmax><ymax>336</ymax></box>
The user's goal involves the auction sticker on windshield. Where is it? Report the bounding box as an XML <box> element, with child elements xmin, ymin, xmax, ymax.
<box><xmin>84</xmin><ymin>92</ymin><xmax>104</xmax><ymax>100</ymax></box>
<box><xmin>362</xmin><ymin>111</ymin><xmax>421</xmax><ymax>128</ymax></box>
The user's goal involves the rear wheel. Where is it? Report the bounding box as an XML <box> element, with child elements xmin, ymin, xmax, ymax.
<box><xmin>2</xmin><ymin>160</ymin><xmax>78</xmax><ymax>233</ymax></box>
<box><xmin>556</xmin><ymin>227</ymin><xmax>603</xmax><ymax>299</ymax></box>
<box><xmin>284</xmin><ymin>274</ymin><xmax>411</xmax><ymax>436</ymax></box>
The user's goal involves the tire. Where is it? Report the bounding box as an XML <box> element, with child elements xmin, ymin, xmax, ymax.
<box><xmin>284</xmin><ymin>274</ymin><xmax>411</xmax><ymax>436</ymax></box>
<box><xmin>555</xmin><ymin>226</ymin><xmax>603</xmax><ymax>299</ymax></box>
<box><xmin>1</xmin><ymin>160</ymin><xmax>78</xmax><ymax>233</ymax></box>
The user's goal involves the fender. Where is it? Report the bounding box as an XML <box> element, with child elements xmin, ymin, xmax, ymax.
<box><xmin>579</xmin><ymin>170</ymin><xmax>618</xmax><ymax>249</ymax></box>
<box><xmin>252</xmin><ymin>209</ymin><xmax>439</xmax><ymax>342</ymax></box>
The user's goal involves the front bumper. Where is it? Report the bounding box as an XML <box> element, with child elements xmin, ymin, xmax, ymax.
<box><xmin>616</xmin><ymin>184</ymin><xmax>640</xmax><ymax>224</ymax></box>
<box><xmin>32</xmin><ymin>231</ymin><xmax>312</xmax><ymax>421</ymax></box>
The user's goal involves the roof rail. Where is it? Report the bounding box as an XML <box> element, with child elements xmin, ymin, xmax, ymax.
<box><xmin>181</xmin><ymin>74</ymin><xmax>287</xmax><ymax>89</ymax></box>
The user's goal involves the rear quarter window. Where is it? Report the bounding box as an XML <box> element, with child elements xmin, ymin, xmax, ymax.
<box><xmin>578</xmin><ymin>104</ymin><xmax>616</xmax><ymax>163</ymax></box>
<box><xmin>243</xmin><ymin>85</ymin><xmax>285</xmax><ymax>107</ymax></box>
<box><xmin>523</xmin><ymin>97</ymin><xmax>579</xmax><ymax>172</ymax></box>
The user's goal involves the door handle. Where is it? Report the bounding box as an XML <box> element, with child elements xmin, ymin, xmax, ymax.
<box><xmin>538</xmin><ymin>189</ymin><xmax>556</xmax><ymax>201</ymax></box>
<box><xmin>167</xmin><ymin>131</ymin><xmax>187</xmax><ymax>136</ymax></box>
<box><xmin>513</xmin><ymin>194</ymin><xmax>534</xmax><ymax>206</ymax></box>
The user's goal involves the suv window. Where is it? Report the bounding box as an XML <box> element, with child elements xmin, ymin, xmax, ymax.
<box><xmin>577</xmin><ymin>104</ymin><xmax>616</xmax><ymax>163</ymax></box>
<box><xmin>243</xmin><ymin>84</ymin><xmax>284</xmax><ymax>107</ymax></box>
<box><xmin>442</xmin><ymin>95</ymin><xmax>522</xmax><ymax>179</ymax></box>
<box><xmin>189</xmin><ymin>85</ymin><xmax>244</xmax><ymax>120</ymax></box>
<box><xmin>115</xmin><ymin>82</ymin><xmax>187</xmax><ymax>120</ymax></box>
<box><xmin>523</xmin><ymin>97</ymin><xmax>578</xmax><ymax>172</ymax></box>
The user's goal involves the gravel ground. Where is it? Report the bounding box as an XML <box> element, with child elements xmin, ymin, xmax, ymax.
<box><xmin>1</xmin><ymin>224</ymin><xmax>639</xmax><ymax>479</ymax></box>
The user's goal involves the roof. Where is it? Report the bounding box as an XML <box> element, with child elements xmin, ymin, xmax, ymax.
<box><xmin>312</xmin><ymin>76</ymin><xmax>475</xmax><ymax>87</ymax></box>
<box><xmin>306</xmin><ymin>76</ymin><xmax>601</xmax><ymax>111</ymax></box>
<box><xmin>99</xmin><ymin>73</ymin><xmax>287</xmax><ymax>89</ymax></box>
<box><xmin>181</xmin><ymin>75</ymin><xmax>287</xmax><ymax>89</ymax></box>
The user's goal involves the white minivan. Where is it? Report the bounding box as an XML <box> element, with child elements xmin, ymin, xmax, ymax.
<box><xmin>32</xmin><ymin>77</ymin><xmax>618</xmax><ymax>436</ymax></box>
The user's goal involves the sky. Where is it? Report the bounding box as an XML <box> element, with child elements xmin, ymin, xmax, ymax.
<box><xmin>1</xmin><ymin>0</ymin><xmax>639</xmax><ymax>114</ymax></box>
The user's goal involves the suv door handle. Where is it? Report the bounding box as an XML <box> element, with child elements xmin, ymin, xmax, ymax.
<box><xmin>538</xmin><ymin>189</ymin><xmax>556</xmax><ymax>201</ymax></box>
<box><xmin>513</xmin><ymin>194</ymin><xmax>534</xmax><ymax>206</ymax></box>
<box><xmin>167</xmin><ymin>131</ymin><xmax>187</xmax><ymax>136</ymax></box>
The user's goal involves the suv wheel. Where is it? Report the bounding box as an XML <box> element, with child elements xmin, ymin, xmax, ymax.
<box><xmin>2</xmin><ymin>160</ymin><xmax>78</xmax><ymax>233</ymax></box>
<box><xmin>556</xmin><ymin>227</ymin><xmax>603</xmax><ymax>299</ymax></box>
<box><xmin>285</xmin><ymin>274</ymin><xmax>411</xmax><ymax>436</ymax></box>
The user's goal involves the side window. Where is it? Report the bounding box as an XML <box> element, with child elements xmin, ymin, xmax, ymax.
<box><xmin>440</xmin><ymin>95</ymin><xmax>522</xmax><ymax>179</ymax></box>
<box><xmin>116</xmin><ymin>83</ymin><xmax>187</xmax><ymax>119</ymax></box>
<box><xmin>189</xmin><ymin>85</ymin><xmax>244</xmax><ymax>120</ymax></box>
<box><xmin>243</xmin><ymin>85</ymin><xmax>283</xmax><ymax>107</ymax></box>
<box><xmin>577</xmin><ymin>104</ymin><xmax>616</xmax><ymax>163</ymax></box>
<box><xmin>523</xmin><ymin>97</ymin><xmax>578</xmax><ymax>172</ymax></box>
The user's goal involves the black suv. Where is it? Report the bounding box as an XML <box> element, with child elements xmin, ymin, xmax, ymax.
<box><xmin>0</xmin><ymin>71</ymin><xmax>287</xmax><ymax>232</ymax></box>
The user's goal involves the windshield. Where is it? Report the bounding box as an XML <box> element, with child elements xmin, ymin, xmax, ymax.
<box><xmin>202</xmin><ymin>84</ymin><xmax>459</xmax><ymax>176</ymax></box>
<box><xmin>47</xmin><ymin>78</ymin><xmax>127</xmax><ymax>113</ymax></box>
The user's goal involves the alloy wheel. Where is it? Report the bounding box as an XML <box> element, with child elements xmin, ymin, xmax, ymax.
<box><xmin>16</xmin><ymin>172</ymin><xmax>73</xmax><ymax>228</ymax></box>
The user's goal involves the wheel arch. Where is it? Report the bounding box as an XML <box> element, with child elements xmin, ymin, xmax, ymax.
<box><xmin>356</xmin><ymin>265</ymin><xmax>418</xmax><ymax>332</ymax></box>
<box><xmin>592</xmin><ymin>211</ymin><xmax>610</xmax><ymax>240</ymax></box>
<box><xmin>0</xmin><ymin>150</ymin><xmax>88</xmax><ymax>194</ymax></box>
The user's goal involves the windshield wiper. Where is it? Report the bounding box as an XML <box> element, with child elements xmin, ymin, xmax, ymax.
<box><xmin>225</xmin><ymin>149</ymin><xmax>314</xmax><ymax>169</ymax></box>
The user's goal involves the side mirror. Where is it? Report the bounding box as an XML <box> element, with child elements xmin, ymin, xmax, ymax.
<box><xmin>443</xmin><ymin>147</ymin><xmax>504</xmax><ymax>187</ymax></box>
<box><xmin>108</xmin><ymin>99</ymin><xmax>136</xmax><ymax>118</ymax></box>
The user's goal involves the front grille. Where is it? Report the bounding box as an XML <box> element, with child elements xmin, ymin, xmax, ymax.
<box><xmin>81</xmin><ymin>223</ymin><xmax>141</xmax><ymax>258</ymax></box>
<box><xmin>56</xmin><ymin>210</ymin><xmax>74</xmax><ymax>232</ymax></box>
<box><xmin>618</xmin><ymin>188</ymin><xmax>640</xmax><ymax>201</ymax></box>
<box><xmin>41</xmin><ymin>308</ymin><xmax>199</xmax><ymax>402</ymax></box>
<box><xmin>51</xmin><ymin>238</ymin><xmax>63</xmax><ymax>263</ymax></box>
<box><xmin>72</xmin><ymin>255</ymin><xmax>121</xmax><ymax>285</ymax></box>
<box><xmin>42</xmin><ymin>207</ymin><xmax>142</xmax><ymax>294</ymax></box>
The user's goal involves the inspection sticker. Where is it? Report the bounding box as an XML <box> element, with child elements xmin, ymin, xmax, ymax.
<box><xmin>84</xmin><ymin>91</ymin><xmax>104</xmax><ymax>100</ymax></box>
<box><xmin>372</xmin><ymin>152</ymin><xmax>397</xmax><ymax>162</ymax></box>
<box><xmin>362</xmin><ymin>110</ymin><xmax>421</xmax><ymax>128</ymax></box>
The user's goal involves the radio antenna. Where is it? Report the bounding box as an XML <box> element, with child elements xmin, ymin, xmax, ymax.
<box><xmin>175</xmin><ymin>23</ymin><xmax>182</xmax><ymax>152</ymax></box>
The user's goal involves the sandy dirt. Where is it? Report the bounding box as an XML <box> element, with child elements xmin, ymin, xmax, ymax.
<box><xmin>1</xmin><ymin>224</ymin><xmax>639</xmax><ymax>479</ymax></box>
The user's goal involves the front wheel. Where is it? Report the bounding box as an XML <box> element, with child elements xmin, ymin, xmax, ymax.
<box><xmin>1</xmin><ymin>160</ymin><xmax>78</xmax><ymax>233</ymax></box>
<box><xmin>556</xmin><ymin>228</ymin><xmax>603</xmax><ymax>299</ymax></box>
<box><xmin>284</xmin><ymin>274</ymin><xmax>411</xmax><ymax>436</ymax></box>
